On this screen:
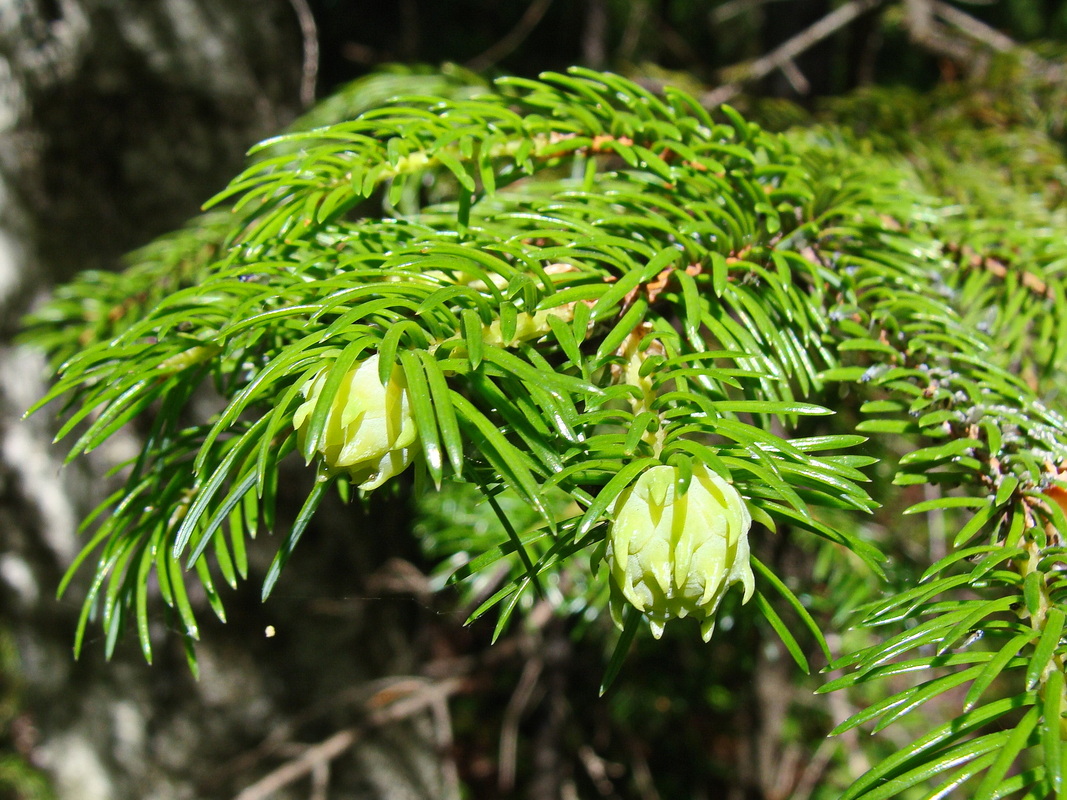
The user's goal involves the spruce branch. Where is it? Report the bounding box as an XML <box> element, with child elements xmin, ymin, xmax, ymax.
<box><xmin>24</xmin><ymin>66</ymin><xmax>1067</xmax><ymax>798</ymax></box>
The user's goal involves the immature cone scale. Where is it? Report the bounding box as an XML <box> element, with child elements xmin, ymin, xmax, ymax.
<box><xmin>293</xmin><ymin>353</ymin><xmax>419</xmax><ymax>490</ymax></box>
<box><xmin>607</xmin><ymin>464</ymin><xmax>754</xmax><ymax>641</ymax></box>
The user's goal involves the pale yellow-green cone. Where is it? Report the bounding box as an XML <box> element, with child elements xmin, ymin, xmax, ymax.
<box><xmin>293</xmin><ymin>354</ymin><xmax>419</xmax><ymax>490</ymax></box>
<box><xmin>481</xmin><ymin>306</ymin><xmax>575</xmax><ymax>347</ymax></box>
<box><xmin>606</xmin><ymin>464</ymin><xmax>754</xmax><ymax>642</ymax></box>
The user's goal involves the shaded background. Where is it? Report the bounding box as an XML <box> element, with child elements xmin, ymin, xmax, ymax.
<box><xmin>2</xmin><ymin>2</ymin><xmax>1067</xmax><ymax>798</ymax></box>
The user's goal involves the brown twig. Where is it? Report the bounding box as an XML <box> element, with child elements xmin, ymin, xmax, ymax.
<box><xmin>618</xmin><ymin>0</ymin><xmax>650</xmax><ymax>63</ymax></box>
<box><xmin>498</xmin><ymin>656</ymin><xmax>545</xmax><ymax>792</ymax></box>
<box><xmin>309</xmin><ymin>759</ymin><xmax>329</xmax><ymax>800</ymax></box>
<box><xmin>704</xmin><ymin>0</ymin><xmax>885</xmax><ymax>106</ymax></box>
<box><xmin>206</xmin><ymin>635</ymin><xmax>531</xmax><ymax>796</ymax></box>
<box><xmin>931</xmin><ymin>0</ymin><xmax>1014</xmax><ymax>53</ymax></box>
<box><xmin>906</xmin><ymin>0</ymin><xmax>1059</xmax><ymax>80</ymax></box>
<box><xmin>496</xmin><ymin>600</ymin><xmax>555</xmax><ymax>792</ymax></box>
<box><xmin>527</xmin><ymin>617</ymin><xmax>572</xmax><ymax>800</ymax></box>
<box><xmin>710</xmin><ymin>0</ymin><xmax>783</xmax><ymax>25</ymax></box>
<box><xmin>905</xmin><ymin>0</ymin><xmax>985</xmax><ymax>71</ymax></box>
<box><xmin>583</xmin><ymin>0</ymin><xmax>609</xmax><ymax>68</ymax></box>
<box><xmin>234</xmin><ymin>727</ymin><xmax>358</xmax><ymax>800</ymax></box>
<box><xmin>287</xmin><ymin>0</ymin><xmax>319</xmax><ymax>108</ymax></box>
<box><xmin>789</xmin><ymin>734</ymin><xmax>838</xmax><ymax>800</ymax></box>
<box><xmin>577</xmin><ymin>745</ymin><xmax>622</xmax><ymax>796</ymax></box>
<box><xmin>466</xmin><ymin>0</ymin><xmax>555</xmax><ymax>72</ymax></box>
<box><xmin>904</xmin><ymin>0</ymin><xmax>936</xmax><ymax>43</ymax></box>
<box><xmin>627</xmin><ymin>740</ymin><xmax>661</xmax><ymax>800</ymax></box>
<box><xmin>232</xmin><ymin>677</ymin><xmax>464</xmax><ymax>800</ymax></box>
<box><xmin>656</xmin><ymin>18</ymin><xmax>703</xmax><ymax>65</ymax></box>
<box><xmin>432</xmin><ymin>695</ymin><xmax>462</xmax><ymax>798</ymax></box>
<box><xmin>823</xmin><ymin>633</ymin><xmax>872</xmax><ymax>781</ymax></box>
<box><xmin>778</xmin><ymin>58</ymin><xmax>811</xmax><ymax>95</ymax></box>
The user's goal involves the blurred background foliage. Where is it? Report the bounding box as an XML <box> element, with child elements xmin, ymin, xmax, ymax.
<box><xmin>9</xmin><ymin>2</ymin><xmax>1067</xmax><ymax>799</ymax></box>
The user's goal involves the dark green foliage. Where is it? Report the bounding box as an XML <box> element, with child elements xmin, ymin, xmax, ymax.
<box><xmin>24</xmin><ymin>65</ymin><xmax>1067</xmax><ymax>797</ymax></box>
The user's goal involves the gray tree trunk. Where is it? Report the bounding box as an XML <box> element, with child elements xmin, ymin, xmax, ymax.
<box><xmin>0</xmin><ymin>3</ymin><xmax>455</xmax><ymax>797</ymax></box>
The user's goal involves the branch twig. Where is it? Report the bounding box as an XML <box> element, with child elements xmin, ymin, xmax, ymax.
<box><xmin>932</xmin><ymin>0</ymin><xmax>1013</xmax><ymax>53</ymax></box>
<box><xmin>206</xmin><ymin>638</ymin><xmax>528</xmax><ymax>797</ymax></box>
<box><xmin>497</xmin><ymin>600</ymin><xmax>555</xmax><ymax>792</ymax></box>
<box><xmin>309</xmin><ymin>759</ymin><xmax>329</xmax><ymax>800</ymax></box>
<box><xmin>232</xmin><ymin>677</ymin><xmax>464</xmax><ymax>800</ymax></box>
<box><xmin>582</xmin><ymin>0</ymin><xmax>608</xmax><ymax>68</ymax></box>
<box><xmin>704</xmin><ymin>0</ymin><xmax>884</xmax><ymax>106</ymax></box>
<box><xmin>498</xmin><ymin>656</ymin><xmax>544</xmax><ymax>792</ymax></box>
<box><xmin>432</xmin><ymin>695</ymin><xmax>462</xmax><ymax>799</ymax></box>
<box><xmin>906</xmin><ymin>0</ymin><xmax>1059</xmax><ymax>80</ymax></box>
<box><xmin>234</xmin><ymin>728</ymin><xmax>357</xmax><ymax>800</ymax></box>
<box><xmin>618</xmin><ymin>0</ymin><xmax>650</xmax><ymax>63</ymax></box>
<box><xmin>789</xmin><ymin>734</ymin><xmax>838</xmax><ymax>800</ymax></box>
<box><xmin>779</xmin><ymin>58</ymin><xmax>811</xmax><ymax>94</ymax></box>
<box><xmin>905</xmin><ymin>0</ymin><xmax>983</xmax><ymax>69</ymax></box>
<box><xmin>287</xmin><ymin>0</ymin><xmax>319</xmax><ymax>108</ymax></box>
<box><xmin>466</xmin><ymin>0</ymin><xmax>554</xmax><ymax>72</ymax></box>
<box><xmin>710</xmin><ymin>0</ymin><xmax>789</xmax><ymax>25</ymax></box>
